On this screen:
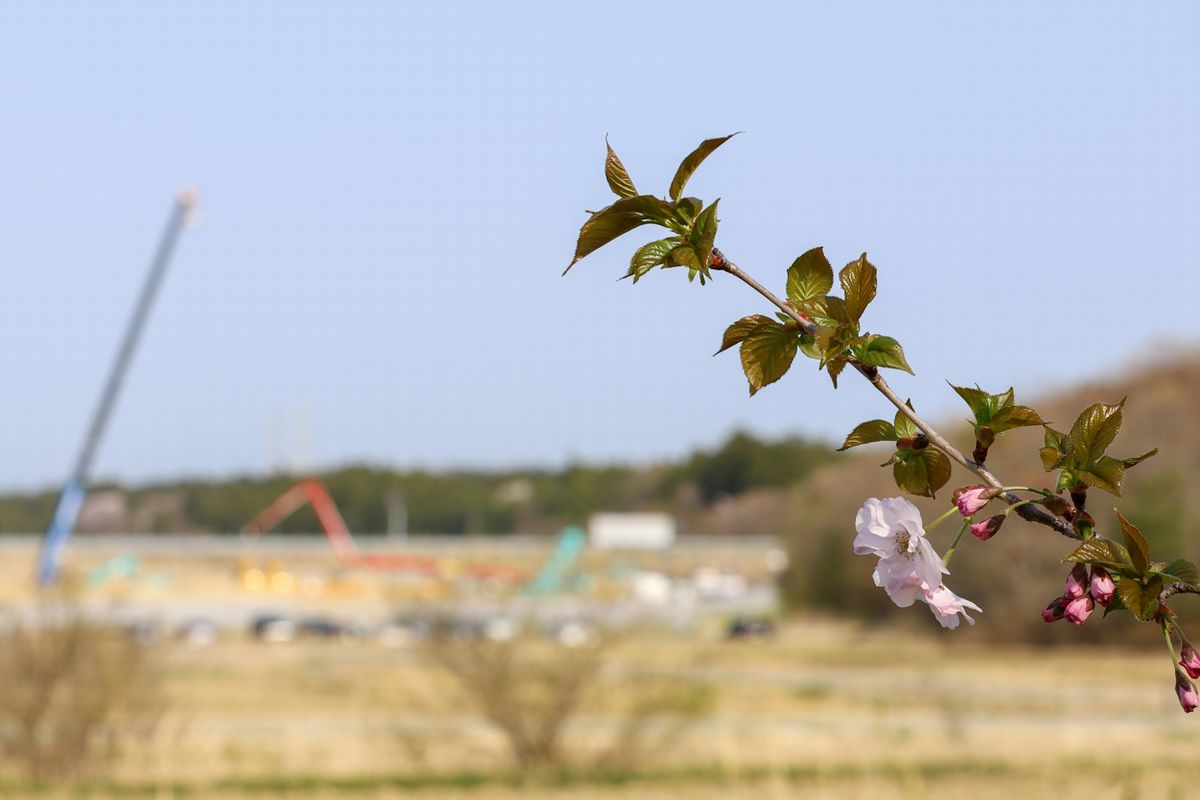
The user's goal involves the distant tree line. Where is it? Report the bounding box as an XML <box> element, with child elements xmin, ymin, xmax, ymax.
<box><xmin>0</xmin><ymin>431</ymin><xmax>833</xmax><ymax>536</ymax></box>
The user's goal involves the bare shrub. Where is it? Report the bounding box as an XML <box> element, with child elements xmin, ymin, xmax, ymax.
<box><xmin>422</xmin><ymin>624</ymin><xmax>712</xmax><ymax>772</ymax></box>
<box><xmin>0</xmin><ymin>581</ymin><xmax>164</xmax><ymax>782</ymax></box>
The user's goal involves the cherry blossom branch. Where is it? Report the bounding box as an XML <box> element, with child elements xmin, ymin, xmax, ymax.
<box><xmin>709</xmin><ymin>247</ymin><xmax>1079</xmax><ymax>541</ymax></box>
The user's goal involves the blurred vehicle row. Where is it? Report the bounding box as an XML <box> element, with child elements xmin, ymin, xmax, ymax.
<box><xmin>121</xmin><ymin>612</ymin><xmax>602</xmax><ymax>648</ymax></box>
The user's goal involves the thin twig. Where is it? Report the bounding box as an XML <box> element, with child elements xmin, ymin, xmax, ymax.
<box><xmin>710</xmin><ymin>247</ymin><xmax>1079</xmax><ymax>541</ymax></box>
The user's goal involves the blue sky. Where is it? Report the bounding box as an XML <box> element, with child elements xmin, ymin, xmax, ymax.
<box><xmin>1</xmin><ymin>2</ymin><xmax>1197</xmax><ymax>490</ymax></box>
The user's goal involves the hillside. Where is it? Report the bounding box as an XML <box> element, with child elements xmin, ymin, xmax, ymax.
<box><xmin>778</xmin><ymin>348</ymin><xmax>1200</xmax><ymax>643</ymax></box>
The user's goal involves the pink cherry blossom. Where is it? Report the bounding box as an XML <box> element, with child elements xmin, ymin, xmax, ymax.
<box><xmin>921</xmin><ymin>584</ymin><xmax>982</xmax><ymax>629</ymax></box>
<box><xmin>1180</xmin><ymin>642</ymin><xmax>1200</xmax><ymax>680</ymax></box>
<box><xmin>1064</xmin><ymin>594</ymin><xmax>1094</xmax><ymax>625</ymax></box>
<box><xmin>1176</xmin><ymin>670</ymin><xmax>1198</xmax><ymax>713</ymax></box>
<box><xmin>953</xmin><ymin>485</ymin><xmax>990</xmax><ymax>517</ymax></box>
<box><xmin>1089</xmin><ymin>566</ymin><xmax>1115</xmax><ymax>607</ymax></box>
<box><xmin>855</xmin><ymin>498</ymin><xmax>947</xmax><ymax>605</ymax></box>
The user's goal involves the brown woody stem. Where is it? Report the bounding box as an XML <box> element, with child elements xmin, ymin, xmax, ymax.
<box><xmin>710</xmin><ymin>247</ymin><xmax>1079</xmax><ymax>541</ymax></box>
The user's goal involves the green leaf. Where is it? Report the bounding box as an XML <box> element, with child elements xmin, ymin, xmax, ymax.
<box><xmin>1116</xmin><ymin>510</ymin><xmax>1150</xmax><ymax>575</ymax></box>
<box><xmin>839</xmin><ymin>253</ymin><xmax>877</xmax><ymax>322</ymax></box>
<box><xmin>851</xmin><ymin>334</ymin><xmax>914</xmax><ymax>374</ymax></box>
<box><xmin>798</xmin><ymin>332</ymin><xmax>821</xmax><ymax>360</ymax></box>
<box><xmin>739</xmin><ymin>319</ymin><xmax>799</xmax><ymax>396</ymax></box>
<box><xmin>664</xmin><ymin>244</ymin><xmax>701</xmax><ymax>270</ymax></box>
<box><xmin>1076</xmin><ymin>456</ymin><xmax>1125</xmax><ymax>495</ymax></box>
<box><xmin>672</xmin><ymin>197</ymin><xmax>702</xmax><ymax>226</ymax></box>
<box><xmin>566</xmin><ymin>195</ymin><xmax>673</xmax><ymax>273</ymax></box>
<box><xmin>815</xmin><ymin>322</ymin><xmax>858</xmax><ymax>368</ymax></box>
<box><xmin>669</xmin><ymin>133</ymin><xmax>738</xmax><ymax>201</ymax></box>
<box><xmin>825</xmin><ymin>356</ymin><xmax>848</xmax><ymax>388</ymax></box>
<box><xmin>604</xmin><ymin>138</ymin><xmax>637</xmax><ymax>199</ymax></box>
<box><xmin>1061</xmin><ymin>537</ymin><xmax>1132</xmax><ymax>571</ymax></box>
<box><xmin>892</xmin><ymin>447</ymin><xmax>951</xmax><ymax>498</ymax></box>
<box><xmin>1041</xmin><ymin>427</ymin><xmax>1068</xmax><ymax>471</ymax></box>
<box><xmin>625</xmin><ymin>237</ymin><xmax>680</xmax><ymax>282</ymax></box>
<box><xmin>1161</xmin><ymin>558</ymin><xmax>1200</xmax><ymax>587</ymax></box>
<box><xmin>801</xmin><ymin>295</ymin><xmax>856</xmax><ymax>327</ymax></box>
<box><xmin>838</xmin><ymin>420</ymin><xmax>898</xmax><ymax>451</ymax></box>
<box><xmin>893</xmin><ymin>402</ymin><xmax>918</xmax><ymax>439</ymax></box>
<box><xmin>951</xmin><ymin>384</ymin><xmax>992</xmax><ymax>421</ymax></box>
<box><xmin>691</xmin><ymin>200</ymin><xmax>719</xmax><ymax>273</ymax></box>
<box><xmin>1121</xmin><ymin>449</ymin><xmax>1158</xmax><ymax>469</ymax></box>
<box><xmin>1067</xmin><ymin>400</ymin><xmax>1125</xmax><ymax>464</ymax></box>
<box><xmin>716</xmin><ymin>314</ymin><xmax>774</xmax><ymax>355</ymax></box>
<box><xmin>988</xmin><ymin>404</ymin><xmax>1045</xmax><ymax>433</ymax></box>
<box><xmin>786</xmin><ymin>247</ymin><xmax>834</xmax><ymax>304</ymax></box>
<box><xmin>1117</xmin><ymin>577</ymin><xmax>1161</xmax><ymax>622</ymax></box>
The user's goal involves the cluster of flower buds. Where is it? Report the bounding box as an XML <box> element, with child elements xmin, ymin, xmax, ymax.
<box><xmin>951</xmin><ymin>485</ymin><xmax>1007</xmax><ymax>541</ymax></box>
<box><xmin>1042</xmin><ymin>563</ymin><xmax>1114</xmax><ymax>625</ymax></box>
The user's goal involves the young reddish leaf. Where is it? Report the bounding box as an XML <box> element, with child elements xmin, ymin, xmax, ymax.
<box><xmin>950</xmin><ymin>384</ymin><xmax>992</xmax><ymax>421</ymax></box>
<box><xmin>838</xmin><ymin>420</ymin><xmax>898</xmax><ymax>451</ymax></box>
<box><xmin>669</xmin><ymin>133</ymin><xmax>738</xmax><ymax>201</ymax></box>
<box><xmin>1067</xmin><ymin>400</ymin><xmax>1125</xmax><ymax>463</ymax></box>
<box><xmin>566</xmin><ymin>195</ymin><xmax>673</xmax><ymax>273</ymax></box>
<box><xmin>716</xmin><ymin>314</ymin><xmax>774</xmax><ymax>355</ymax></box>
<box><xmin>739</xmin><ymin>319</ymin><xmax>799</xmax><ymax>395</ymax></box>
<box><xmin>1116</xmin><ymin>510</ymin><xmax>1150</xmax><ymax>575</ymax></box>
<box><xmin>1061</xmin><ymin>537</ymin><xmax>1132</xmax><ymax>572</ymax></box>
<box><xmin>786</xmin><ymin>247</ymin><xmax>834</xmax><ymax>304</ymax></box>
<box><xmin>839</xmin><ymin>253</ymin><xmax>877</xmax><ymax>322</ymax></box>
<box><xmin>604</xmin><ymin>138</ymin><xmax>638</xmax><ymax>199</ymax></box>
<box><xmin>988</xmin><ymin>404</ymin><xmax>1045</xmax><ymax>433</ymax></box>
<box><xmin>1076</xmin><ymin>457</ymin><xmax>1125</xmax><ymax>495</ymax></box>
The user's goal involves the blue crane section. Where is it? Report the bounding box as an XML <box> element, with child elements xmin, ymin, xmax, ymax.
<box><xmin>37</xmin><ymin>191</ymin><xmax>196</xmax><ymax>585</ymax></box>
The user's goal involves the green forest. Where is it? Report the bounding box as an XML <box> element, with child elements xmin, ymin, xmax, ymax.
<box><xmin>0</xmin><ymin>431</ymin><xmax>834</xmax><ymax>536</ymax></box>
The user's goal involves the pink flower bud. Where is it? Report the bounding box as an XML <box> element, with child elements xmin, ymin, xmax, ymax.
<box><xmin>1089</xmin><ymin>566</ymin><xmax>1115</xmax><ymax>607</ymax></box>
<box><xmin>953</xmin><ymin>485</ymin><xmax>990</xmax><ymax>517</ymax></box>
<box><xmin>1064</xmin><ymin>594</ymin><xmax>1095</xmax><ymax>625</ymax></box>
<box><xmin>1180</xmin><ymin>642</ymin><xmax>1200</xmax><ymax>680</ymax></box>
<box><xmin>969</xmin><ymin>514</ymin><xmax>1005</xmax><ymax>541</ymax></box>
<box><xmin>1064</xmin><ymin>563</ymin><xmax>1089</xmax><ymax>599</ymax></box>
<box><xmin>1176</xmin><ymin>670</ymin><xmax>1199</xmax><ymax>713</ymax></box>
<box><xmin>1042</xmin><ymin>597</ymin><xmax>1066</xmax><ymax>623</ymax></box>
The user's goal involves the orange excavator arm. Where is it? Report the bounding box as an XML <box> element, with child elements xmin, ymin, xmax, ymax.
<box><xmin>242</xmin><ymin>478</ymin><xmax>356</xmax><ymax>565</ymax></box>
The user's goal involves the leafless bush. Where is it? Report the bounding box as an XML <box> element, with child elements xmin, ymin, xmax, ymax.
<box><xmin>0</xmin><ymin>581</ymin><xmax>164</xmax><ymax>782</ymax></box>
<box><xmin>422</xmin><ymin>624</ymin><xmax>712</xmax><ymax>772</ymax></box>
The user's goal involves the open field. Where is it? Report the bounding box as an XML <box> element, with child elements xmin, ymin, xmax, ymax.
<box><xmin>1</xmin><ymin>618</ymin><xmax>1195</xmax><ymax>799</ymax></box>
<box><xmin>1</xmin><ymin>536</ymin><xmax>1197</xmax><ymax>798</ymax></box>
